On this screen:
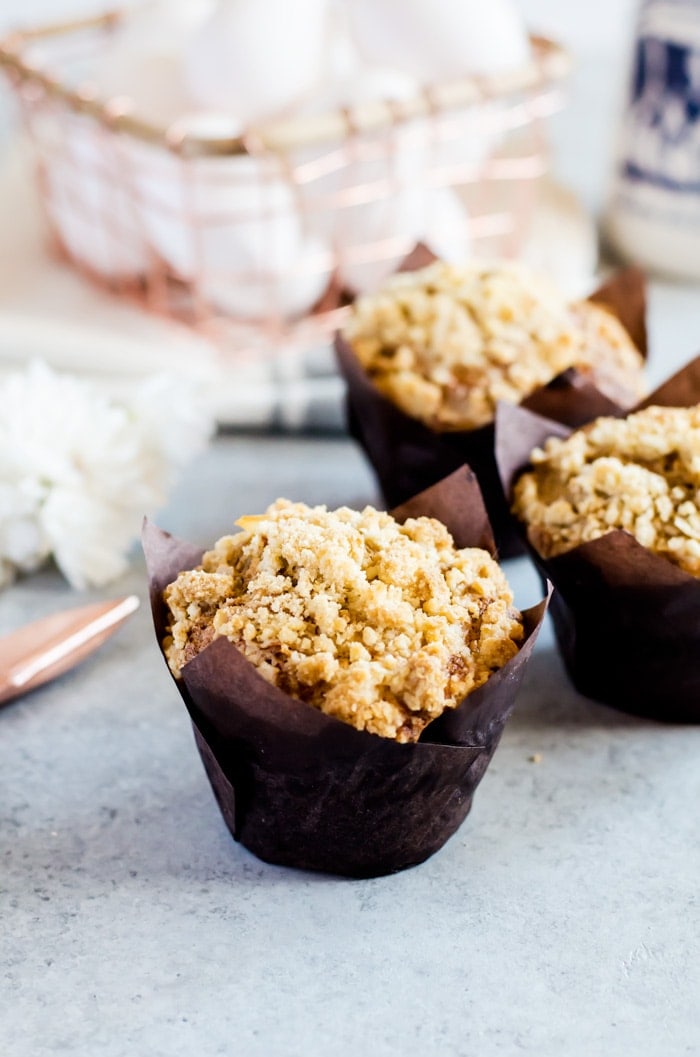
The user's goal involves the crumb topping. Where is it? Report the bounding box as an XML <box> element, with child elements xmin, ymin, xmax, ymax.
<box><xmin>342</xmin><ymin>259</ymin><xmax>647</xmax><ymax>430</ymax></box>
<box><xmin>511</xmin><ymin>404</ymin><xmax>700</xmax><ymax>575</ymax></box>
<box><xmin>163</xmin><ymin>499</ymin><xmax>524</xmax><ymax>743</ymax></box>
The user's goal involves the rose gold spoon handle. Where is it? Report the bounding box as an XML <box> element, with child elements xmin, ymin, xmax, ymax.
<box><xmin>0</xmin><ymin>594</ymin><xmax>140</xmax><ymax>706</ymax></box>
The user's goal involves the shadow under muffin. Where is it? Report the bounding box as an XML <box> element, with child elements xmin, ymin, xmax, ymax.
<box><xmin>143</xmin><ymin>467</ymin><xmax>551</xmax><ymax>879</ymax></box>
<box><xmin>495</xmin><ymin>354</ymin><xmax>700</xmax><ymax>723</ymax></box>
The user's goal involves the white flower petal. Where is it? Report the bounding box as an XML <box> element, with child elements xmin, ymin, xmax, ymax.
<box><xmin>41</xmin><ymin>488</ymin><xmax>133</xmax><ymax>589</ymax></box>
<box><xmin>0</xmin><ymin>516</ymin><xmax>47</xmax><ymax>570</ymax></box>
<box><xmin>0</xmin><ymin>359</ymin><xmax>213</xmax><ymax>591</ymax></box>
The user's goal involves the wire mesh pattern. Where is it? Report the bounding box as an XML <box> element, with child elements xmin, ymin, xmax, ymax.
<box><xmin>0</xmin><ymin>10</ymin><xmax>572</xmax><ymax>362</ymax></box>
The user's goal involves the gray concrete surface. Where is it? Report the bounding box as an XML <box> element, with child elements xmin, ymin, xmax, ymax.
<box><xmin>2</xmin><ymin>426</ymin><xmax>699</xmax><ymax>1057</ymax></box>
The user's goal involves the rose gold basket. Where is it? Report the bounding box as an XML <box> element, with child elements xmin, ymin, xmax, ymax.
<box><xmin>0</xmin><ymin>9</ymin><xmax>572</xmax><ymax>363</ymax></box>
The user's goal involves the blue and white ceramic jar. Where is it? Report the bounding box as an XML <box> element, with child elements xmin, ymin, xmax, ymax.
<box><xmin>603</xmin><ymin>0</ymin><xmax>700</xmax><ymax>279</ymax></box>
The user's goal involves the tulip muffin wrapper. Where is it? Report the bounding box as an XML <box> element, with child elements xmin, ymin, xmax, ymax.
<box><xmin>494</xmin><ymin>354</ymin><xmax>700</xmax><ymax>723</ymax></box>
<box><xmin>143</xmin><ymin>467</ymin><xmax>550</xmax><ymax>878</ymax></box>
<box><xmin>334</xmin><ymin>265</ymin><xmax>648</xmax><ymax>561</ymax></box>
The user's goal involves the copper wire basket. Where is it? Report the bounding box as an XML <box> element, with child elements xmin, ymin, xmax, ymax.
<box><xmin>0</xmin><ymin>9</ymin><xmax>572</xmax><ymax>362</ymax></box>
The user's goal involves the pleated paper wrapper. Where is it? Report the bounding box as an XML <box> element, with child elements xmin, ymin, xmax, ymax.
<box><xmin>143</xmin><ymin>467</ymin><xmax>550</xmax><ymax>878</ymax></box>
<box><xmin>495</xmin><ymin>354</ymin><xmax>700</xmax><ymax>723</ymax></box>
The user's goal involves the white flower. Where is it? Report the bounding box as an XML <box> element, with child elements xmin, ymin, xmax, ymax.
<box><xmin>0</xmin><ymin>360</ymin><xmax>214</xmax><ymax>590</ymax></box>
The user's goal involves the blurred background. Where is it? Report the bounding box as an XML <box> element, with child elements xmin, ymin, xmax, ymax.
<box><xmin>4</xmin><ymin>0</ymin><xmax>700</xmax><ymax>592</ymax></box>
<box><xmin>0</xmin><ymin>0</ymin><xmax>646</xmax><ymax>430</ymax></box>
<box><xmin>0</xmin><ymin>0</ymin><xmax>642</xmax><ymax>218</ymax></box>
<box><xmin>0</xmin><ymin>0</ymin><xmax>639</xmax><ymax>217</ymax></box>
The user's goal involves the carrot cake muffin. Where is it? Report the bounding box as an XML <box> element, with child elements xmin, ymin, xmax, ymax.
<box><xmin>511</xmin><ymin>404</ymin><xmax>700</xmax><ymax>576</ymax></box>
<box><xmin>163</xmin><ymin>498</ymin><xmax>524</xmax><ymax>743</ymax></box>
<box><xmin>341</xmin><ymin>259</ymin><xmax>647</xmax><ymax>430</ymax></box>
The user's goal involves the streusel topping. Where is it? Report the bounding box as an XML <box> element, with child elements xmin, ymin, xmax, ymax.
<box><xmin>511</xmin><ymin>404</ymin><xmax>700</xmax><ymax>576</ymax></box>
<box><xmin>342</xmin><ymin>259</ymin><xmax>647</xmax><ymax>430</ymax></box>
<box><xmin>163</xmin><ymin>499</ymin><xmax>524</xmax><ymax>742</ymax></box>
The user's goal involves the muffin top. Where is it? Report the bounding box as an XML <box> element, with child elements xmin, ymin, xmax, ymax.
<box><xmin>342</xmin><ymin>259</ymin><xmax>647</xmax><ymax>430</ymax></box>
<box><xmin>163</xmin><ymin>499</ymin><xmax>524</xmax><ymax>743</ymax></box>
<box><xmin>511</xmin><ymin>404</ymin><xmax>700</xmax><ymax>576</ymax></box>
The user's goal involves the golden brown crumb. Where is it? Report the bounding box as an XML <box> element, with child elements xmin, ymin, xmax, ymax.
<box><xmin>342</xmin><ymin>259</ymin><xmax>647</xmax><ymax>430</ymax></box>
<box><xmin>163</xmin><ymin>499</ymin><xmax>524</xmax><ymax>743</ymax></box>
<box><xmin>511</xmin><ymin>404</ymin><xmax>700</xmax><ymax>576</ymax></box>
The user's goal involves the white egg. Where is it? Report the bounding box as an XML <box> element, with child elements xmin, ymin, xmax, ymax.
<box><xmin>293</xmin><ymin>64</ymin><xmax>423</xmax><ymax>192</ymax></box>
<box><xmin>291</xmin><ymin>68</ymin><xmax>467</xmax><ymax>295</ymax></box>
<box><xmin>200</xmin><ymin>235</ymin><xmax>332</xmax><ymax>320</ymax></box>
<box><xmin>292</xmin><ymin>66</ymin><xmax>428</xmax><ymax>268</ymax></box>
<box><xmin>129</xmin><ymin>116</ymin><xmax>333</xmax><ymax>320</ymax></box>
<box><xmin>344</xmin><ymin>0</ymin><xmax>531</xmax><ymax>83</ymax></box>
<box><xmin>95</xmin><ymin>0</ymin><xmax>216</xmax><ymax>126</ymax></box>
<box><xmin>334</xmin><ymin>184</ymin><xmax>424</xmax><ymax>295</ymax></box>
<box><xmin>307</xmin><ymin>65</ymin><xmax>420</xmax><ymax>113</ymax></box>
<box><xmin>130</xmin><ymin>147</ymin><xmax>295</xmax><ymax>278</ymax></box>
<box><xmin>324</xmin><ymin>0</ymin><xmax>364</xmax><ymax>81</ymax></box>
<box><xmin>96</xmin><ymin>53</ymin><xmax>191</xmax><ymax>128</ymax></box>
<box><xmin>183</xmin><ymin>0</ymin><xmax>332</xmax><ymax>125</ymax></box>
<box><xmin>417</xmin><ymin>99</ymin><xmax>510</xmax><ymax>189</ymax></box>
<box><xmin>40</xmin><ymin>113</ymin><xmax>148</xmax><ymax>279</ymax></box>
<box><xmin>40</xmin><ymin>0</ymin><xmax>218</xmax><ymax>280</ymax></box>
<box><xmin>420</xmin><ymin>187</ymin><xmax>473</xmax><ymax>266</ymax></box>
<box><xmin>112</xmin><ymin>0</ymin><xmax>216</xmax><ymax>48</ymax></box>
<box><xmin>337</xmin><ymin>185</ymin><xmax>472</xmax><ymax>295</ymax></box>
<box><xmin>288</xmin><ymin>18</ymin><xmax>523</xmax><ymax>291</ymax></box>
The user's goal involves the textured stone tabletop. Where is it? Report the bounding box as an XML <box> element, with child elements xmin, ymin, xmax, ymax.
<box><xmin>2</xmin><ymin>337</ymin><xmax>700</xmax><ymax>1056</ymax></box>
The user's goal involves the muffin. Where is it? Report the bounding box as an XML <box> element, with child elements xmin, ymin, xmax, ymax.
<box><xmin>335</xmin><ymin>258</ymin><xmax>649</xmax><ymax>558</ymax></box>
<box><xmin>511</xmin><ymin>405</ymin><xmax>700</xmax><ymax>576</ymax></box>
<box><xmin>495</xmin><ymin>354</ymin><xmax>700</xmax><ymax>723</ymax></box>
<box><xmin>163</xmin><ymin>498</ymin><xmax>524</xmax><ymax>743</ymax></box>
<box><xmin>144</xmin><ymin>468</ymin><xmax>550</xmax><ymax>877</ymax></box>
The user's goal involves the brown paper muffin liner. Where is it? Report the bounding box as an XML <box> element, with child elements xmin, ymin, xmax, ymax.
<box><xmin>335</xmin><ymin>265</ymin><xmax>648</xmax><ymax>560</ymax></box>
<box><xmin>495</xmin><ymin>354</ymin><xmax>700</xmax><ymax>723</ymax></box>
<box><xmin>142</xmin><ymin>468</ymin><xmax>551</xmax><ymax>878</ymax></box>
